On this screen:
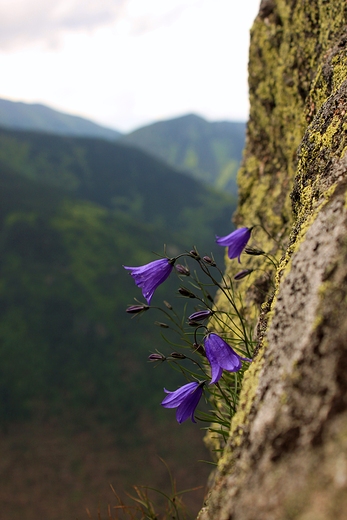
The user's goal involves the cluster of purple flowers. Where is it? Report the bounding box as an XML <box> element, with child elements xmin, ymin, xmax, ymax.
<box><xmin>123</xmin><ymin>227</ymin><xmax>253</xmax><ymax>424</ymax></box>
<box><xmin>160</xmin><ymin>332</ymin><xmax>251</xmax><ymax>424</ymax></box>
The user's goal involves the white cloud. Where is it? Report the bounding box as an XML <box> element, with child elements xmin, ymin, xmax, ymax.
<box><xmin>0</xmin><ymin>0</ymin><xmax>261</xmax><ymax>131</ymax></box>
<box><xmin>0</xmin><ymin>0</ymin><xmax>202</xmax><ymax>49</ymax></box>
<box><xmin>0</xmin><ymin>0</ymin><xmax>127</xmax><ymax>48</ymax></box>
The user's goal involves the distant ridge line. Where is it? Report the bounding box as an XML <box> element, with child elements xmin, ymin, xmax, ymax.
<box><xmin>0</xmin><ymin>98</ymin><xmax>122</xmax><ymax>141</ymax></box>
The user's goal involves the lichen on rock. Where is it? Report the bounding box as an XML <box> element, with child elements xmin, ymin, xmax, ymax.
<box><xmin>199</xmin><ymin>1</ymin><xmax>347</xmax><ymax>518</ymax></box>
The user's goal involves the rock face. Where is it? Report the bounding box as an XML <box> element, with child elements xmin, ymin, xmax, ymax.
<box><xmin>199</xmin><ymin>1</ymin><xmax>347</xmax><ymax>518</ymax></box>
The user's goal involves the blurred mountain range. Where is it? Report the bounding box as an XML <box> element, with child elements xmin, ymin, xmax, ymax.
<box><xmin>0</xmin><ymin>130</ymin><xmax>235</xmax><ymax>519</ymax></box>
<box><xmin>0</xmin><ymin>98</ymin><xmax>245</xmax><ymax>519</ymax></box>
<box><xmin>0</xmin><ymin>98</ymin><xmax>246</xmax><ymax>194</ymax></box>
<box><xmin>0</xmin><ymin>98</ymin><xmax>122</xmax><ymax>140</ymax></box>
<box><xmin>120</xmin><ymin>114</ymin><xmax>246</xmax><ymax>192</ymax></box>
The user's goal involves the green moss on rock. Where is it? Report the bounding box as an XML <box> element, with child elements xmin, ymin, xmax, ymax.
<box><xmin>200</xmin><ymin>2</ymin><xmax>347</xmax><ymax>519</ymax></box>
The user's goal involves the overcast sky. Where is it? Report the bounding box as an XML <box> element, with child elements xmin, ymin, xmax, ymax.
<box><xmin>0</xmin><ymin>0</ymin><xmax>261</xmax><ymax>132</ymax></box>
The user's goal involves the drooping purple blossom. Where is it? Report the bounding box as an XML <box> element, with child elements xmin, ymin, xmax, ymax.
<box><xmin>204</xmin><ymin>333</ymin><xmax>252</xmax><ymax>384</ymax></box>
<box><xmin>123</xmin><ymin>258</ymin><xmax>174</xmax><ymax>305</ymax></box>
<box><xmin>216</xmin><ymin>227</ymin><xmax>252</xmax><ymax>263</ymax></box>
<box><xmin>161</xmin><ymin>381</ymin><xmax>205</xmax><ymax>423</ymax></box>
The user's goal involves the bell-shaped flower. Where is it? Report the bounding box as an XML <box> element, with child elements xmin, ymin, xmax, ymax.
<box><xmin>216</xmin><ymin>227</ymin><xmax>252</xmax><ymax>262</ymax></box>
<box><xmin>123</xmin><ymin>258</ymin><xmax>174</xmax><ymax>305</ymax></box>
<box><xmin>204</xmin><ymin>333</ymin><xmax>252</xmax><ymax>384</ymax></box>
<box><xmin>161</xmin><ymin>381</ymin><xmax>205</xmax><ymax>423</ymax></box>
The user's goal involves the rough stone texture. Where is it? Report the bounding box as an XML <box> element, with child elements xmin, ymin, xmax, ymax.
<box><xmin>198</xmin><ymin>1</ymin><xmax>347</xmax><ymax>518</ymax></box>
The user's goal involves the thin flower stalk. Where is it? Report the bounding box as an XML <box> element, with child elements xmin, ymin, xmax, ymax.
<box><xmin>173</xmin><ymin>260</ymin><xmax>254</xmax><ymax>356</ymax></box>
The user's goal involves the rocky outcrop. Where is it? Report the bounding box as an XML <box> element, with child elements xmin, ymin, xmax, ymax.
<box><xmin>199</xmin><ymin>1</ymin><xmax>347</xmax><ymax>518</ymax></box>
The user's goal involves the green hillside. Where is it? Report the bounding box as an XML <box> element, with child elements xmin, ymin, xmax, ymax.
<box><xmin>0</xmin><ymin>128</ymin><xmax>235</xmax><ymax>518</ymax></box>
<box><xmin>0</xmin><ymin>98</ymin><xmax>122</xmax><ymax>140</ymax></box>
<box><xmin>0</xmin><ymin>171</ymin><xmax>212</xmax><ymax>516</ymax></box>
<box><xmin>120</xmin><ymin>113</ymin><xmax>246</xmax><ymax>193</ymax></box>
<box><xmin>0</xmin><ymin>100</ymin><xmax>245</xmax><ymax>196</ymax></box>
<box><xmin>0</xmin><ymin>127</ymin><xmax>236</xmax><ymax>252</ymax></box>
<box><xmin>0</xmin><ymin>164</ymin><xmax>168</xmax><ymax>423</ymax></box>
<box><xmin>0</xmin><ymin>127</ymin><xmax>237</xmax><ymax>423</ymax></box>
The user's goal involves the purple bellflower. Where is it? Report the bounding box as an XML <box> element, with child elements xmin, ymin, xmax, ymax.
<box><xmin>161</xmin><ymin>381</ymin><xmax>205</xmax><ymax>423</ymax></box>
<box><xmin>204</xmin><ymin>333</ymin><xmax>252</xmax><ymax>384</ymax></box>
<box><xmin>123</xmin><ymin>258</ymin><xmax>174</xmax><ymax>305</ymax></box>
<box><xmin>216</xmin><ymin>227</ymin><xmax>252</xmax><ymax>262</ymax></box>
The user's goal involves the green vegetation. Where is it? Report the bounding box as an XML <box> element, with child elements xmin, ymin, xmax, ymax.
<box><xmin>0</xmin><ymin>126</ymin><xmax>237</xmax><ymax>517</ymax></box>
<box><xmin>120</xmin><ymin>114</ymin><xmax>246</xmax><ymax>193</ymax></box>
<box><xmin>0</xmin><ymin>127</ymin><xmax>237</xmax><ymax>428</ymax></box>
<box><xmin>0</xmin><ymin>101</ymin><xmax>245</xmax><ymax>196</ymax></box>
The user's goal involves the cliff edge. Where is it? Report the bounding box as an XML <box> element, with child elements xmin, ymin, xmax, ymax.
<box><xmin>199</xmin><ymin>1</ymin><xmax>347</xmax><ymax>518</ymax></box>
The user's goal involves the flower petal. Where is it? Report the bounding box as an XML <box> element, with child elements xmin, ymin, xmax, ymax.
<box><xmin>204</xmin><ymin>333</ymin><xmax>247</xmax><ymax>383</ymax></box>
<box><xmin>239</xmin><ymin>355</ymin><xmax>252</xmax><ymax>363</ymax></box>
<box><xmin>124</xmin><ymin>258</ymin><xmax>173</xmax><ymax>304</ymax></box>
<box><xmin>205</xmin><ymin>334</ymin><xmax>225</xmax><ymax>383</ymax></box>
<box><xmin>161</xmin><ymin>382</ymin><xmax>199</xmax><ymax>408</ymax></box>
<box><xmin>176</xmin><ymin>384</ymin><xmax>203</xmax><ymax>423</ymax></box>
<box><xmin>210</xmin><ymin>364</ymin><xmax>223</xmax><ymax>385</ymax></box>
<box><xmin>216</xmin><ymin>227</ymin><xmax>252</xmax><ymax>262</ymax></box>
<box><xmin>161</xmin><ymin>382</ymin><xmax>204</xmax><ymax>423</ymax></box>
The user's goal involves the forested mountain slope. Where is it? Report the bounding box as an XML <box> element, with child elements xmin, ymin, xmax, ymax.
<box><xmin>120</xmin><ymin>113</ymin><xmax>246</xmax><ymax>193</ymax></box>
<box><xmin>0</xmin><ymin>126</ymin><xmax>234</xmax><ymax>518</ymax></box>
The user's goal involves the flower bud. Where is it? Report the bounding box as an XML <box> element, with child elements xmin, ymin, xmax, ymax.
<box><xmin>126</xmin><ymin>304</ymin><xmax>149</xmax><ymax>314</ymax></box>
<box><xmin>170</xmin><ymin>352</ymin><xmax>186</xmax><ymax>359</ymax></box>
<box><xmin>176</xmin><ymin>264</ymin><xmax>190</xmax><ymax>276</ymax></box>
<box><xmin>178</xmin><ymin>287</ymin><xmax>196</xmax><ymax>298</ymax></box>
<box><xmin>164</xmin><ymin>300</ymin><xmax>173</xmax><ymax>309</ymax></box>
<box><xmin>244</xmin><ymin>246</ymin><xmax>265</xmax><ymax>256</ymax></box>
<box><xmin>188</xmin><ymin>310</ymin><xmax>213</xmax><ymax>323</ymax></box>
<box><xmin>188</xmin><ymin>320</ymin><xmax>201</xmax><ymax>327</ymax></box>
<box><xmin>189</xmin><ymin>249</ymin><xmax>200</xmax><ymax>259</ymax></box>
<box><xmin>193</xmin><ymin>342</ymin><xmax>206</xmax><ymax>357</ymax></box>
<box><xmin>154</xmin><ymin>321</ymin><xmax>170</xmax><ymax>328</ymax></box>
<box><xmin>203</xmin><ymin>256</ymin><xmax>216</xmax><ymax>266</ymax></box>
<box><xmin>234</xmin><ymin>269</ymin><xmax>253</xmax><ymax>280</ymax></box>
<box><xmin>148</xmin><ymin>353</ymin><xmax>166</xmax><ymax>362</ymax></box>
